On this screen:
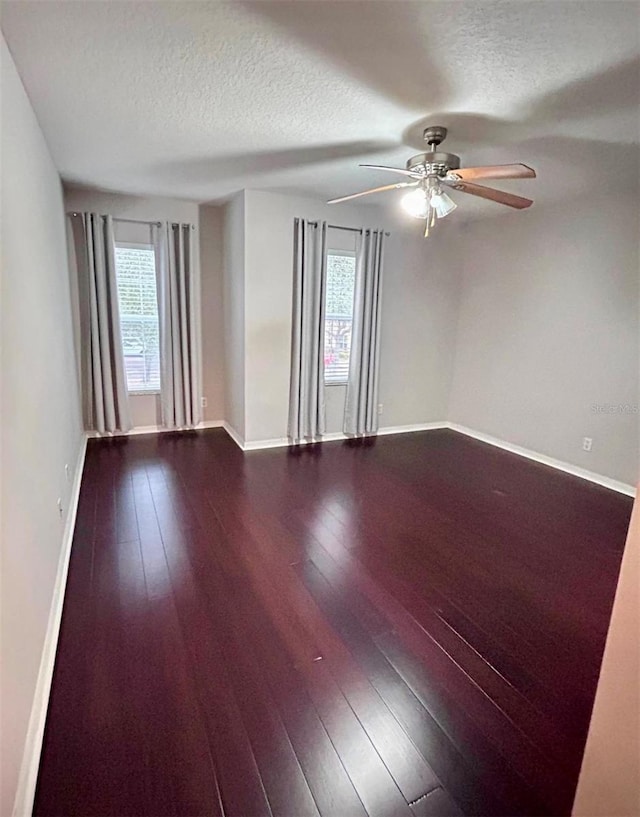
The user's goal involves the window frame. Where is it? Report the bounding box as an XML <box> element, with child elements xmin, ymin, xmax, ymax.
<box><xmin>324</xmin><ymin>248</ymin><xmax>356</xmax><ymax>387</ymax></box>
<box><xmin>114</xmin><ymin>241</ymin><xmax>162</xmax><ymax>396</ymax></box>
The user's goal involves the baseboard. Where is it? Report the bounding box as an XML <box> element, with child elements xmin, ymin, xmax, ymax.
<box><xmin>447</xmin><ymin>423</ymin><xmax>636</xmax><ymax>497</ymax></box>
<box><xmin>239</xmin><ymin>422</ymin><xmax>448</xmax><ymax>452</ymax></box>
<box><xmin>87</xmin><ymin>419</ymin><xmax>224</xmax><ymax>438</ymax></box>
<box><xmin>12</xmin><ymin>433</ymin><xmax>88</xmax><ymax>817</ymax></box>
<box><xmin>377</xmin><ymin>421</ymin><xmax>448</xmax><ymax>437</ymax></box>
<box><xmin>222</xmin><ymin>422</ymin><xmax>245</xmax><ymax>450</ymax></box>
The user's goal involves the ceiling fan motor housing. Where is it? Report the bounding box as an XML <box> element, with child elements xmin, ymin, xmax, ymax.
<box><xmin>406</xmin><ymin>151</ymin><xmax>461</xmax><ymax>177</ymax></box>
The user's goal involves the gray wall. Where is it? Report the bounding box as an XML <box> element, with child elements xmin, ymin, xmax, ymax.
<box><xmin>241</xmin><ymin>189</ymin><xmax>461</xmax><ymax>442</ymax></box>
<box><xmin>1</xmin><ymin>36</ymin><xmax>83</xmax><ymax>814</ymax></box>
<box><xmin>449</xmin><ymin>193</ymin><xmax>639</xmax><ymax>486</ymax></box>
<box><xmin>222</xmin><ymin>192</ymin><xmax>246</xmax><ymax>438</ymax></box>
<box><xmin>198</xmin><ymin>204</ymin><xmax>225</xmax><ymax>423</ymax></box>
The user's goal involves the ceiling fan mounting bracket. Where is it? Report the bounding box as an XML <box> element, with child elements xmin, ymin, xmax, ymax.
<box><xmin>423</xmin><ymin>125</ymin><xmax>448</xmax><ymax>146</ymax></box>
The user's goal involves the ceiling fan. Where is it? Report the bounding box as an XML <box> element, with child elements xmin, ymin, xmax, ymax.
<box><xmin>327</xmin><ymin>126</ymin><xmax>536</xmax><ymax>237</ymax></box>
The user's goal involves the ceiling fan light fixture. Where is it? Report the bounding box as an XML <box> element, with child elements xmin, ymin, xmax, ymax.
<box><xmin>430</xmin><ymin>188</ymin><xmax>457</xmax><ymax>219</ymax></box>
<box><xmin>329</xmin><ymin>128</ymin><xmax>535</xmax><ymax>237</ymax></box>
<box><xmin>401</xmin><ymin>188</ymin><xmax>428</xmax><ymax>219</ymax></box>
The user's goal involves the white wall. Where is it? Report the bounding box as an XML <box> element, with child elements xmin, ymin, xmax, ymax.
<box><xmin>572</xmin><ymin>488</ymin><xmax>640</xmax><ymax>817</ymax></box>
<box><xmin>449</xmin><ymin>193</ymin><xmax>639</xmax><ymax>486</ymax></box>
<box><xmin>1</xmin><ymin>36</ymin><xmax>83</xmax><ymax>815</ymax></box>
<box><xmin>63</xmin><ymin>188</ymin><xmax>226</xmax><ymax>426</ymax></box>
<box><xmin>241</xmin><ymin>189</ymin><xmax>461</xmax><ymax>443</ymax></box>
<box><xmin>222</xmin><ymin>192</ymin><xmax>246</xmax><ymax>438</ymax></box>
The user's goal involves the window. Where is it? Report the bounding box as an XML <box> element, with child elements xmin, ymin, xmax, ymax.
<box><xmin>324</xmin><ymin>250</ymin><xmax>356</xmax><ymax>384</ymax></box>
<box><xmin>114</xmin><ymin>243</ymin><xmax>161</xmax><ymax>393</ymax></box>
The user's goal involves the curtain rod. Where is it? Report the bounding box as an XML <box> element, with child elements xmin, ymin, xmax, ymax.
<box><xmin>307</xmin><ymin>221</ymin><xmax>390</xmax><ymax>237</ymax></box>
<box><xmin>113</xmin><ymin>216</ymin><xmax>163</xmax><ymax>228</ymax></box>
<box><xmin>68</xmin><ymin>213</ymin><xmax>195</xmax><ymax>229</ymax></box>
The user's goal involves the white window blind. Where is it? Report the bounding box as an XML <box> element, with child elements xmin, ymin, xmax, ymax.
<box><xmin>324</xmin><ymin>251</ymin><xmax>356</xmax><ymax>384</ymax></box>
<box><xmin>114</xmin><ymin>244</ymin><xmax>161</xmax><ymax>393</ymax></box>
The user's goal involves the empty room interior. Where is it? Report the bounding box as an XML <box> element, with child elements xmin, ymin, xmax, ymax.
<box><xmin>1</xmin><ymin>2</ymin><xmax>639</xmax><ymax>816</ymax></box>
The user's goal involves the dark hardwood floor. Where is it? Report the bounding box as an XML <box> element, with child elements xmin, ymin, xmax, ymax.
<box><xmin>35</xmin><ymin>428</ymin><xmax>632</xmax><ymax>817</ymax></box>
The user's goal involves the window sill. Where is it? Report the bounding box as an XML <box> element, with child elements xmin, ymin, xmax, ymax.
<box><xmin>128</xmin><ymin>390</ymin><xmax>161</xmax><ymax>397</ymax></box>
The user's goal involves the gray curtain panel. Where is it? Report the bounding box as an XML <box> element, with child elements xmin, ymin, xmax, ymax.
<box><xmin>287</xmin><ymin>218</ymin><xmax>328</xmax><ymax>444</ymax></box>
<box><xmin>154</xmin><ymin>222</ymin><xmax>200</xmax><ymax>429</ymax></box>
<box><xmin>71</xmin><ymin>213</ymin><xmax>132</xmax><ymax>434</ymax></box>
<box><xmin>344</xmin><ymin>229</ymin><xmax>386</xmax><ymax>436</ymax></box>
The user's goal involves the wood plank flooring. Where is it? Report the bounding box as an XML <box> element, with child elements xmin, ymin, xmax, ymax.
<box><xmin>35</xmin><ymin>428</ymin><xmax>632</xmax><ymax>817</ymax></box>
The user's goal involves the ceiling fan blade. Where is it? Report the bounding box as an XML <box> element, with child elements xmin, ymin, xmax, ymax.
<box><xmin>359</xmin><ymin>164</ymin><xmax>424</xmax><ymax>179</ymax></box>
<box><xmin>448</xmin><ymin>181</ymin><xmax>533</xmax><ymax>209</ymax></box>
<box><xmin>451</xmin><ymin>163</ymin><xmax>536</xmax><ymax>181</ymax></box>
<box><xmin>327</xmin><ymin>181</ymin><xmax>417</xmax><ymax>204</ymax></box>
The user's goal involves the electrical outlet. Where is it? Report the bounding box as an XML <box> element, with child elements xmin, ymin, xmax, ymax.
<box><xmin>378</xmin><ymin>403</ymin><xmax>384</xmax><ymax>415</ymax></box>
<box><xmin>582</xmin><ymin>437</ymin><xmax>593</xmax><ymax>452</ymax></box>
<box><xmin>201</xmin><ymin>396</ymin><xmax>208</xmax><ymax>408</ymax></box>
<box><xmin>65</xmin><ymin>463</ymin><xmax>70</xmax><ymax>482</ymax></box>
<box><xmin>57</xmin><ymin>498</ymin><xmax>63</xmax><ymax>517</ymax></box>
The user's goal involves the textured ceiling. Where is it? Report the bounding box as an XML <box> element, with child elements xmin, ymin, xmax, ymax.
<box><xmin>1</xmin><ymin>0</ymin><xmax>639</xmax><ymax>213</ymax></box>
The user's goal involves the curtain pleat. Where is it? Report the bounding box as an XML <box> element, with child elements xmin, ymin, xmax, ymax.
<box><xmin>72</xmin><ymin>213</ymin><xmax>131</xmax><ymax>434</ymax></box>
<box><xmin>155</xmin><ymin>222</ymin><xmax>200</xmax><ymax>429</ymax></box>
<box><xmin>344</xmin><ymin>229</ymin><xmax>385</xmax><ymax>436</ymax></box>
<box><xmin>287</xmin><ymin>219</ymin><xmax>328</xmax><ymax>443</ymax></box>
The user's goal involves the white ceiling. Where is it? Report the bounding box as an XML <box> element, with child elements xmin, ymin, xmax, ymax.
<box><xmin>1</xmin><ymin>0</ymin><xmax>639</xmax><ymax>213</ymax></box>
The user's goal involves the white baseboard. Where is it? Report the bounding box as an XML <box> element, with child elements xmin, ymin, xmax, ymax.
<box><xmin>87</xmin><ymin>419</ymin><xmax>224</xmax><ymax>438</ymax></box>
<box><xmin>447</xmin><ymin>423</ymin><xmax>636</xmax><ymax>497</ymax></box>
<box><xmin>377</xmin><ymin>421</ymin><xmax>448</xmax><ymax>437</ymax></box>
<box><xmin>235</xmin><ymin>422</ymin><xmax>448</xmax><ymax>452</ymax></box>
<box><xmin>222</xmin><ymin>422</ymin><xmax>245</xmax><ymax>450</ymax></box>
<box><xmin>12</xmin><ymin>433</ymin><xmax>88</xmax><ymax>817</ymax></box>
